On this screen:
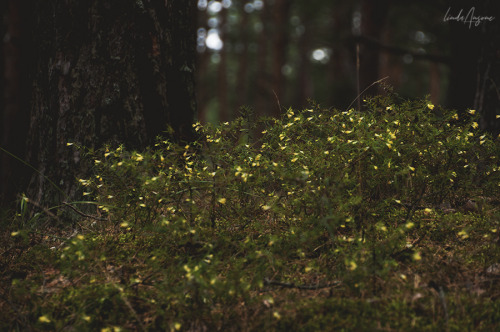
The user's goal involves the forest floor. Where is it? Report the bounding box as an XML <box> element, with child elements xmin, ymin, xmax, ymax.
<box><xmin>1</xmin><ymin>204</ymin><xmax>500</xmax><ymax>331</ymax></box>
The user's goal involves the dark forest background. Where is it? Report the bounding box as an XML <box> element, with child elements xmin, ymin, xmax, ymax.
<box><xmin>0</xmin><ymin>0</ymin><xmax>499</xmax><ymax>208</ymax></box>
<box><xmin>195</xmin><ymin>0</ymin><xmax>499</xmax><ymax>128</ymax></box>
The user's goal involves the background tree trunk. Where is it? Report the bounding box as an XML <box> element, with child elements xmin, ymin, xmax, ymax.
<box><xmin>474</xmin><ymin>0</ymin><xmax>500</xmax><ymax>135</ymax></box>
<box><xmin>446</xmin><ymin>4</ymin><xmax>480</xmax><ymax>112</ymax></box>
<box><xmin>327</xmin><ymin>3</ymin><xmax>355</xmax><ymax>109</ymax></box>
<box><xmin>217</xmin><ymin>7</ymin><xmax>229</xmax><ymax>122</ymax></box>
<box><xmin>295</xmin><ymin>11</ymin><xmax>312</xmax><ymax>109</ymax></box>
<box><xmin>270</xmin><ymin>0</ymin><xmax>291</xmax><ymax>117</ymax></box>
<box><xmin>235</xmin><ymin>8</ymin><xmax>250</xmax><ymax>110</ymax></box>
<box><xmin>255</xmin><ymin>5</ymin><xmax>272</xmax><ymax>120</ymax></box>
<box><xmin>25</xmin><ymin>0</ymin><xmax>197</xmax><ymax>208</ymax></box>
<box><xmin>446</xmin><ymin>0</ymin><xmax>499</xmax><ymax>135</ymax></box>
<box><xmin>196</xmin><ymin>6</ymin><xmax>210</xmax><ymax>123</ymax></box>
<box><xmin>359</xmin><ymin>0</ymin><xmax>389</xmax><ymax>97</ymax></box>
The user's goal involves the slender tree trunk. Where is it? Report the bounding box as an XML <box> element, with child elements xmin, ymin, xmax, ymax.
<box><xmin>430</xmin><ymin>63</ymin><xmax>441</xmax><ymax>105</ymax></box>
<box><xmin>196</xmin><ymin>8</ymin><xmax>210</xmax><ymax>124</ymax></box>
<box><xmin>217</xmin><ymin>7</ymin><xmax>229</xmax><ymax>122</ymax></box>
<box><xmin>236</xmin><ymin>8</ymin><xmax>250</xmax><ymax>109</ymax></box>
<box><xmin>296</xmin><ymin>14</ymin><xmax>312</xmax><ymax>109</ymax></box>
<box><xmin>359</xmin><ymin>0</ymin><xmax>389</xmax><ymax>97</ymax></box>
<box><xmin>328</xmin><ymin>4</ymin><xmax>355</xmax><ymax>109</ymax></box>
<box><xmin>255</xmin><ymin>4</ymin><xmax>272</xmax><ymax>119</ymax></box>
<box><xmin>26</xmin><ymin>1</ymin><xmax>197</xmax><ymax>208</ymax></box>
<box><xmin>270</xmin><ymin>0</ymin><xmax>291</xmax><ymax>116</ymax></box>
<box><xmin>378</xmin><ymin>28</ymin><xmax>403</xmax><ymax>93</ymax></box>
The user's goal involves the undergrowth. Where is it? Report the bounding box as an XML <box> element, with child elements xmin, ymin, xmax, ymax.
<box><xmin>1</xmin><ymin>95</ymin><xmax>500</xmax><ymax>331</ymax></box>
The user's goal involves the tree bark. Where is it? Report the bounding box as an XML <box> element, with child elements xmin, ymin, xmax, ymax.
<box><xmin>1</xmin><ymin>0</ymin><xmax>31</xmax><ymax>205</ymax></box>
<box><xmin>25</xmin><ymin>0</ymin><xmax>197</xmax><ymax>208</ymax></box>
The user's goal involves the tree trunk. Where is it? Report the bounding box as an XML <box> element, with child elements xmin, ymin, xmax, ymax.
<box><xmin>444</xmin><ymin>0</ymin><xmax>499</xmax><ymax>134</ymax></box>
<box><xmin>328</xmin><ymin>3</ymin><xmax>355</xmax><ymax>109</ymax></box>
<box><xmin>25</xmin><ymin>1</ymin><xmax>197</xmax><ymax>208</ymax></box>
<box><xmin>236</xmin><ymin>8</ymin><xmax>250</xmax><ymax>109</ymax></box>
<box><xmin>430</xmin><ymin>62</ymin><xmax>441</xmax><ymax>105</ymax></box>
<box><xmin>270</xmin><ymin>0</ymin><xmax>291</xmax><ymax>117</ymax></box>
<box><xmin>359</xmin><ymin>0</ymin><xmax>389</xmax><ymax>97</ymax></box>
<box><xmin>217</xmin><ymin>7</ymin><xmax>229</xmax><ymax>122</ymax></box>
<box><xmin>1</xmin><ymin>0</ymin><xmax>31</xmax><ymax>206</ymax></box>
<box><xmin>474</xmin><ymin>0</ymin><xmax>500</xmax><ymax>135</ymax></box>
<box><xmin>295</xmin><ymin>13</ymin><xmax>312</xmax><ymax>109</ymax></box>
<box><xmin>255</xmin><ymin>4</ymin><xmax>272</xmax><ymax>119</ymax></box>
<box><xmin>447</xmin><ymin>6</ymin><xmax>480</xmax><ymax>112</ymax></box>
<box><xmin>196</xmin><ymin>8</ymin><xmax>210</xmax><ymax>124</ymax></box>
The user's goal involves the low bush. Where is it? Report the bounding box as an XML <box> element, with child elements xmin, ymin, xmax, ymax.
<box><xmin>2</xmin><ymin>95</ymin><xmax>499</xmax><ymax>331</ymax></box>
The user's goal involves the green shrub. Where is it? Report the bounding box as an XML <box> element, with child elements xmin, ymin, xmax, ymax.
<box><xmin>3</xmin><ymin>95</ymin><xmax>499</xmax><ymax>330</ymax></box>
<box><xmin>83</xmin><ymin>95</ymin><xmax>499</xmax><ymax>276</ymax></box>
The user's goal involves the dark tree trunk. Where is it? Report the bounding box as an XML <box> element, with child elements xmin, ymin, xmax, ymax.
<box><xmin>328</xmin><ymin>3</ymin><xmax>355</xmax><ymax>109</ymax></box>
<box><xmin>474</xmin><ymin>0</ymin><xmax>500</xmax><ymax>135</ymax></box>
<box><xmin>236</xmin><ymin>8</ymin><xmax>250</xmax><ymax>109</ymax></box>
<box><xmin>430</xmin><ymin>62</ymin><xmax>442</xmax><ymax>105</ymax></box>
<box><xmin>270</xmin><ymin>0</ymin><xmax>291</xmax><ymax>117</ymax></box>
<box><xmin>446</xmin><ymin>6</ymin><xmax>480</xmax><ymax>112</ymax></box>
<box><xmin>295</xmin><ymin>13</ymin><xmax>312</xmax><ymax>109</ymax></box>
<box><xmin>359</xmin><ymin>0</ymin><xmax>389</xmax><ymax>97</ymax></box>
<box><xmin>217</xmin><ymin>7</ymin><xmax>229</xmax><ymax>122</ymax></box>
<box><xmin>196</xmin><ymin>8</ymin><xmax>210</xmax><ymax>124</ymax></box>
<box><xmin>1</xmin><ymin>0</ymin><xmax>31</xmax><ymax>206</ymax></box>
<box><xmin>444</xmin><ymin>0</ymin><xmax>499</xmax><ymax>135</ymax></box>
<box><xmin>255</xmin><ymin>5</ymin><xmax>272</xmax><ymax>119</ymax></box>
<box><xmin>25</xmin><ymin>1</ymin><xmax>197</xmax><ymax>208</ymax></box>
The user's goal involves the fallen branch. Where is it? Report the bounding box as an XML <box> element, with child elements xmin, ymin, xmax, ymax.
<box><xmin>18</xmin><ymin>195</ymin><xmax>61</xmax><ymax>224</ymax></box>
<box><xmin>62</xmin><ymin>202</ymin><xmax>107</xmax><ymax>221</ymax></box>
<box><xmin>264</xmin><ymin>278</ymin><xmax>341</xmax><ymax>290</ymax></box>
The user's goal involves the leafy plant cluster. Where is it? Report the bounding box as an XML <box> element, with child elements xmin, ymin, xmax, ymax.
<box><xmin>2</xmin><ymin>96</ymin><xmax>500</xmax><ymax>331</ymax></box>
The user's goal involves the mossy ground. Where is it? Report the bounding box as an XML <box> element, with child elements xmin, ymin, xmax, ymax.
<box><xmin>1</xmin><ymin>96</ymin><xmax>499</xmax><ymax>331</ymax></box>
